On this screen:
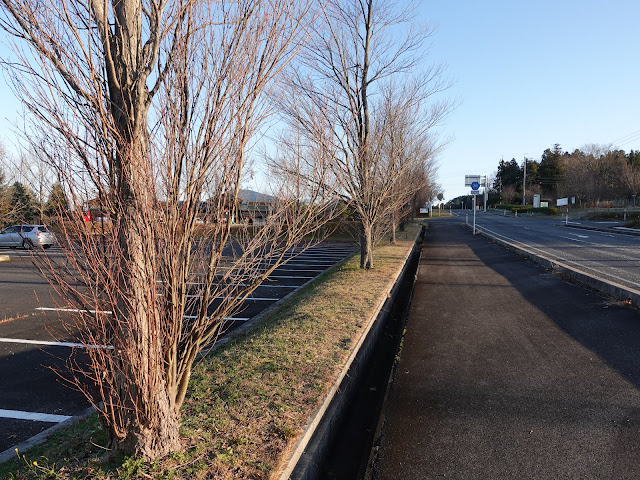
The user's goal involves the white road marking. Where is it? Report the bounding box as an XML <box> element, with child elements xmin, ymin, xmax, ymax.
<box><xmin>565</xmin><ymin>232</ymin><xmax>589</xmax><ymax>239</ymax></box>
<box><xmin>35</xmin><ymin>307</ymin><xmax>254</xmax><ymax>324</ymax></box>
<box><xmin>184</xmin><ymin>295</ymin><xmax>278</xmax><ymax>301</ymax></box>
<box><xmin>0</xmin><ymin>409</ymin><xmax>71</xmax><ymax>423</ymax></box>
<box><xmin>255</xmin><ymin>284</ymin><xmax>298</xmax><ymax>288</ymax></box>
<box><xmin>0</xmin><ymin>337</ymin><xmax>113</xmax><ymax>349</ymax></box>
<box><xmin>558</xmin><ymin>235</ymin><xmax>590</xmax><ymax>243</ymax></box>
<box><xmin>181</xmin><ymin>282</ymin><xmax>297</xmax><ymax>288</ymax></box>
<box><xmin>271</xmin><ymin>267</ymin><xmax>325</xmax><ymax>272</ymax></box>
<box><xmin>267</xmin><ymin>275</ymin><xmax>313</xmax><ymax>279</ymax></box>
<box><xmin>182</xmin><ymin>315</ymin><xmax>251</xmax><ymax>322</ymax></box>
<box><xmin>37</xmin><ymin>307</ymin><xmax>113</xmax><ymax>314</ymax></box>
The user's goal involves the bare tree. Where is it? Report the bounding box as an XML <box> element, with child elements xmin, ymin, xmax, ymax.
<box><xmin>11</xmin><ymin>147</ymin><xmax>56</xmax><ymax>223</ymax></box>
<box><xmin>620</xmin><ymin>158</ymin><xmax>640</xmax><ymax>206</ymax></box>
<box><xmin>0</xmin><ymin>0</ymin><xmax>340</xmax><ymax>460</ymax></box>
<box><xmin>378</xmin><ymin>83</ymin><xmax>441</xmax><ymax>242</ymax></box>
<box><xmin>285</xmin><ymin>0</ymin><xmax>452</xmax><ymax>269</ymax></box>
<box><xmin>563</xmin><ymin>145</ymin><xmax>625</xmax><ymax>206</ymax></box>
<box><xmin>0</xmin><ymin>168</ymin><xmax>9</xmax><ymax>224</ymax></box>
<box><xmin>501</xmin><ymin>184</ymin><xmax>516</xmax><ymax>204</ymax></box>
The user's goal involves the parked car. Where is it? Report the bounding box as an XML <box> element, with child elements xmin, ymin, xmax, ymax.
<box><xmin>0</xmin><ymin>224</ymin><xmax>57</xmax><ymax>249</ymax></box>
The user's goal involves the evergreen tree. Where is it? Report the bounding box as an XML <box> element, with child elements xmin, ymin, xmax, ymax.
<box><xmin>495</xmin><ymin>158</ymin><xmax>522</xmax><ymax>191</ymax></box>
<box><xmin>538</xmin><ymin>144</ymin><xmax>565</xmax><ymax>197</ymax></box>
<box><xmin>9</xmin><ymin>181</ymin><xmax>36</xmax><ymax>223</ymax></box>
<box><xmin>628</xmin><ymin>150</ymin><xmax>640</xmax><ymax>168</ymax></box>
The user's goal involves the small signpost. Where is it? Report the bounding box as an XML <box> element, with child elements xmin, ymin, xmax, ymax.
<box><xmin>465</xmin><ymin>175</ymin><xmax>487</xmax><ymax>234</ymax></box>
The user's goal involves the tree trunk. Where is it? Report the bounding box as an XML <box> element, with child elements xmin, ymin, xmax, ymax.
<box><xmin>360</xmin><ymin>220</ymin><xmax>374</xmax><ymax>269</ymax></box>
<box><xmin>106</xmin><ymin>140</ymin><xmax>182</xmax><ymax>459</ymax></box>
<box><xmin>390</xmin><ymin>212</ymin><xmax>397</xmax><ymax>243</ymax></box>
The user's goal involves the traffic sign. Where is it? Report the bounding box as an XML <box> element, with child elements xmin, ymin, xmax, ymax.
<box><xmin>465</xmin><ymin>175</ymin><xmax>481</xmax><ymax>186</ymax></box>
<box><xmin>471</xmin><ymin>189</ymin><xmax>480</xmax><ymax>195</ymax></box>
<box><xmin>471</xmin><ymin>181</ymin><xmax>480</xmax><ymax>190</ymax></box>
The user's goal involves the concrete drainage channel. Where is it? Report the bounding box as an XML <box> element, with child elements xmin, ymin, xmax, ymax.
<box><xmin>286</xmin><ymin>227</ymin><xmax>425</xmax><ymax>480</ymax></box>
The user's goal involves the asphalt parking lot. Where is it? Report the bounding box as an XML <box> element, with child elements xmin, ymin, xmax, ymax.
<box><xmin>0</xmin><ymin>242</ymin><xmax>357</xmax><ymax>455</ymax></box>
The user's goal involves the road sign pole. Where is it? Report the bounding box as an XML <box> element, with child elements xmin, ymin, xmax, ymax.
<box><xmin>473</xmin><ymin>195</ymin><xmax>476</xmax><ymax>234</ymax></box>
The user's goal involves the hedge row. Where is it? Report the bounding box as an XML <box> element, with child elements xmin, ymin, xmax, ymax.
<box><xmin>494</xmin><ymin>204</ymin><xmax>558</xmax><ymax>215</ymax></box>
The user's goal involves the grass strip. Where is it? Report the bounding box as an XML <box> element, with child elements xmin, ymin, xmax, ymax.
<box><xmin>1</xmin><ymin>225</ymin><xmax>420</xmax><ymax>480</ymax></box>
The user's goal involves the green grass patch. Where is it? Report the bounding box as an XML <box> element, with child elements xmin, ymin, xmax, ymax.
<box><xmin>1</xmin><ymin>227</ymin><xmax>420</xmax><ymax>479</ymax></box>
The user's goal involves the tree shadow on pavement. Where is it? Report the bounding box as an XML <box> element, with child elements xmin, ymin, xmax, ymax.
<box><xmin>459</xmin><ymin>221</ymin><xmax>640</xmax><ymax>390</ymax></box>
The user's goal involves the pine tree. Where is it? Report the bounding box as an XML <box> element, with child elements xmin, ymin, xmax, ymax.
<box><xmin>9</xmin><ymin>182</ymin><xmax>36</xmax><ymax>223</ymax></box>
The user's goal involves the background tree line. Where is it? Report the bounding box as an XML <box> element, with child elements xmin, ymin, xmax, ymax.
<box><xmin>493</xmin><ymin>143</ymin><xmax>640</xmax><ymax>207</ymax></box>
<box><xmin>0</xmin><ymin>149</ymin><xmax>68</xmax><ymax>226</ymax></box>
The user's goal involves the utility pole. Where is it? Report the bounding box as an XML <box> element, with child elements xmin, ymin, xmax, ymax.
<box><xmin>484</xmin><ymin>175</ymin><xmax>488</xmax><ymax>212</ymax></box>
<box><xmin>522</xmin><ymin>155</ymin><xmax>527</xmax><ymax>206</ymax></box>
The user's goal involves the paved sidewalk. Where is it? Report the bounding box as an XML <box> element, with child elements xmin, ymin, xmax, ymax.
<box><xmin>371</xmin><ymin>219</ymin><xmax>640</xmax><ymax>479</ymax></box>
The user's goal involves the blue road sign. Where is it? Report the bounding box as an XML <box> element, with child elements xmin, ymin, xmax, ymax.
<box><xmin>471</xmin><ymin>181</ymin><xmax>480</xmax><ymax>190</ymax></box>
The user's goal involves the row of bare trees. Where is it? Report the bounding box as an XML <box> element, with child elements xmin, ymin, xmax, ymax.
<box><xmin>0</xmin><ymin>0</ymin><xmax>450</xmax><ymax>460</ymax></box>
<box><xmin>276</xmin><ymin>0</ymin><xmax>450</xmax><ymax>268</ymax></box>
<box><xmin>563</xmin><ymin>146</ymin><xmax>640</xmax><ymax>207</ymax></box>
<box><xmin>0</xmin><ymin>146</ymin><xmax>69</xmax><ymax>225</ymax></box>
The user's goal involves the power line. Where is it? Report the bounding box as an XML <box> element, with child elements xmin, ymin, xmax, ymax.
<box><xmin>611</xmin><ymin>129</ymin><xmax>640</xmax><ymax>148</ymax></box>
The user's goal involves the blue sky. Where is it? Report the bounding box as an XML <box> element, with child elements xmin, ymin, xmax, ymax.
<box><xmin>421</xmin><ymin>0</ymin><xmax>640</xmax><ymax>199</ymax></box>
<box><xmin>1</xmin><ymin>2</ymin><xmax>639</xmax><ymax>201</ymax></box>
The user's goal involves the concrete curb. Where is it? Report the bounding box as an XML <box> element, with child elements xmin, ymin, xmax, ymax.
<box><xmin>466</xmin><ymin>223</ymin><xmax>640</xmax><ymax>309</ymax></box>
<box><xmin>0</xmin><ymin>407</ymin><xmax>96</xmax><ymax>463</ymax></box>
<box><xmin>280</xmin><ymin>228</ymin><xmax>424</xmax><ymax>480</ymax></box>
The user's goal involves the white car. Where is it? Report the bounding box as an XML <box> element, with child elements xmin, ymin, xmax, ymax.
<box><xmin>0</xmin><ymin>224</ymin><xmax>57</xmax><ymax>249</ymax></box>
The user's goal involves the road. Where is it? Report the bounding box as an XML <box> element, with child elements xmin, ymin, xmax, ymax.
<box><xmin>452</xmin><ymin>210</ymin><xmax>640</xmax><ymax>293</ymax></box>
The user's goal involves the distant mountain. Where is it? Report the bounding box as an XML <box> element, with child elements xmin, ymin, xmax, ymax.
<box><xmin>237</xmin><ymin>189</ymin><xmax>276</xmax><ymax>203</ymax></box>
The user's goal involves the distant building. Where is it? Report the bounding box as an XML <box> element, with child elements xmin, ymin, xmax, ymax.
<box><xmin>236</xmin><ymin>189</ymin><xmax>277</xmax><ymax>225</ymax></box>
<box><xmin>197</xmin><ymin>189</ymin><xmax>278</xmax><ymax>224</ymax></box>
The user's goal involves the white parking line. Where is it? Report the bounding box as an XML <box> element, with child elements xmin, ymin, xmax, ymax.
<box><xmin>0</xmin><ymin>337</ymin><xmax>113</xmax><ymax>349</ymax></box>
<box><xmin>271</xmin><ymin>267</ymin><xmax>326</xmax><ymax>272</ymax></box>
<box><xmin>267</xmin><ymin>275</ymin><xmax>313</xmax><ymax>279</ymax></box>
<box><xmin>255</xmin><ymin>284</ymin><xmax>298</xmax><ymax>288</ymax></box>
<box><xmin>267</xmin><ymin>260</ymin><xmax>336</xmax><ymax>266</ymax></box>
<box><xmin>184</xmin><ymin>295</ymin><xmax>279</xmax><ymax>301</ymax></box>
<box><xmin>182</xmin><ymin>282</ymin><xmax>297</xmax><ymax>288</ymax></box>
<box><xmin>35</xmin><ymin>306</ymin><xmax>257</xmax><ymax>323</ymax></box>
<box><xmin>182</xmin><ymin>315</ymin><xmax>251</xmax><ymax>322</ymax></box>
<box><xmin>37</xmin><ymin>307</ymin><xmax>113</xmax><ymax>314</ymax></box>
<box><xmin>0</xmin><ymin>409</ymin><xmax>71</xmax><ymax>423</ymax></box>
